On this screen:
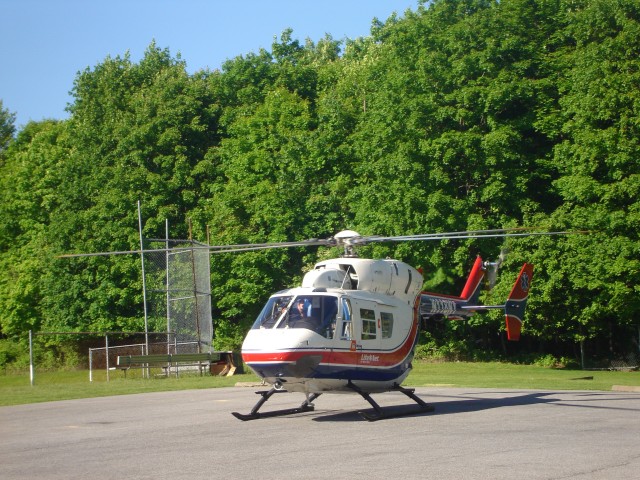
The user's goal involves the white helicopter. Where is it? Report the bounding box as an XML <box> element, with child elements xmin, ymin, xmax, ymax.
<box><xmin>62</xmin><ymin>227</ymin><xmax>559</xmax><ymax>421</ymax></box>
<box><xmin>222</xmin><ymin>229</ymin><xmax>537</xmax><ymax>421</ymax></box>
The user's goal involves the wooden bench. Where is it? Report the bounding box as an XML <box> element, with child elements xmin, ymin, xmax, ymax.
<box><xmin>116</xmin><ymin>352</ymin><xmax>232</xmax><ymax>378</ymax></box>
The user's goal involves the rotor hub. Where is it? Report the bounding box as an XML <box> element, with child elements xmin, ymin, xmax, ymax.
<box><xmin>333</xmin><ymin>230</ymin><xmax>362</xmax><ymax>257</ymax></box>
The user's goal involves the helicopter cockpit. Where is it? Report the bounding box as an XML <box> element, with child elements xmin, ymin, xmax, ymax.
<box><xmin>252</xmin><ymin>294</ymin><xmax>339</xmax><ymax>338</ymax></box>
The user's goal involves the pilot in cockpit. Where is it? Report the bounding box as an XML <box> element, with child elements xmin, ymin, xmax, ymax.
<box><xmin>293</xmin><ymin>298</ymin><xmax>308</xmax><ymax>319</ymax></box>
<box><xmin>288</xmin><ymin>297</ymin><xmax>318</xmax><ymax>330</ymax></box>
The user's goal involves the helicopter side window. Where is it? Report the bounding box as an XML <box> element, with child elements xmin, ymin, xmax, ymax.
<box><xmin>360</xmin><ymin>308</ymin><xmax>377</xmax><ymax>340</ymax></box>
<box><xmin>341</xmin><ymin>298</ymin><xmax>352</xmax><ymax>340</ymax></box>
<box><xmin>381</xmin><ymin>312</ymin><xmax>393</xmax><ymax>339</ymax></box>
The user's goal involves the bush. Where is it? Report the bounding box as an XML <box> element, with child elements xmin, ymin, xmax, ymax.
<box><xmin>414</xmin><ymin>332</ymin><xmax>479</xmax><ymax>362</ymax></box>
<box><xmin>0</xmin><ymin>339</ymin><xmax>29</xmax><ymax>371</ymax></box>
<box><xmin>35</xmin><ymin>343</ymin><xmax>82</xmax><ymax>370</ymax></box>
<box><xmin>509</xmin><ymin>352</ymin><xmax>580</xmax><ymax>369</ymax></box>
<box><xmin>1</xmin><ymin>337</ymin><xmax>84</xmax><ymax>372</ymax></box>
<box><xmin>532</xmin><ymin>354</ymin><xmax>558</xmax><ymax>368</ymax></box>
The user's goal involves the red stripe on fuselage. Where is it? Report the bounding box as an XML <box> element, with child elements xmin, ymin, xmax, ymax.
<box><xmin>243</xmin><ymin>304</ymin><xmax>420</xmax><ymax>369</ymax></box>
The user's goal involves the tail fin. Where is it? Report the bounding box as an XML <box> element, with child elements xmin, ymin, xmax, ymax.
<box><xmin>504</xmin><ymin>263</ymin><xmax>534</xmax><ymax>341</ymax></box>
<box><xmin>459</xmin><ymin>256</ymin><xmax>485</xmax><ymax>302</ymax></box>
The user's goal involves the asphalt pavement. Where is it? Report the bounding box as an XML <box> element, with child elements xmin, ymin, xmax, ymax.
<box><xmin>1</xmin><ymin>386</ymin><xmax>639</xmax><ymax>479</ymax></box>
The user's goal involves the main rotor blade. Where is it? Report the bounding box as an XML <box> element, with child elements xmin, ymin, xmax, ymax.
<box><xmin>205</xmin><ymin>238</ymin><xmax>335</xmax><ymax>253</ymax></box>
<box><xmin>57</xmin><ymin>238</ymin><xmax>335</xmax><ymax>258</ymax></box>
<box><xmin>57</xmin><ymin>228</ymin><xmax>585</xmax><ymax>259</ymax></box>
<box><xmin>347</xmin><ymin>228</ymin><xmax>581</xmax><ymax>245</ymax></box>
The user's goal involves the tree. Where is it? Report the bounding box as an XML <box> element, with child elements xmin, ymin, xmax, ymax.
<box><xmin>536</xmin><ymin>0</ymin><xmax>640</xmax><ymax>356</ymax></box>
<box><xmin>0</xmin><ymin>120</ymin><xmax>70</xmax><ymax>336</ymax></box>
<box><xmin>204</xmin><ymin>87</ymin><xmax>318</xmax><ymax>346</ymax></box>
<box><xmin>0</xmin><ymin>100</ymin><xmax>16</xmax><ymax>156</ymax></box>
<box><xmin>2</xmin><ymin>1</ymin><xmax>639</xmax><ymax>360</ymax></box>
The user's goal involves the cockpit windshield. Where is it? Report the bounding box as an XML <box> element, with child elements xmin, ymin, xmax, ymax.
<box><xmin>252</xmin><ymin>294</ymin><xmax>339</xmax><ymax>338</ymax></box>
<box><xmin>252</xmin><ymin>295</ymin><xmax>292</xmax><ymax>329</ymax></box>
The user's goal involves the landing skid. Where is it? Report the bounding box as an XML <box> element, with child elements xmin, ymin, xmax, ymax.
<box><xmin>347</xmin><ymin>382</ymin><xmax>435</xmax><ymax>421</ymax></box>
<box><xmin>231</xmin><ymin>388</ymin><xmax>321</xmax><ymax>421</ymax></box>
<box><xmin>231</xmin><ymin>383</ymin><xmax>434</xmax><ymax>421</ymax></box>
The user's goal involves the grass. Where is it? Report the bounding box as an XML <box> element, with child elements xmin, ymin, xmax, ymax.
<box><xmin>404</xmin><ymin>361</ymin><xmax>640</xmax><ymax>391</ymax></box>
<box><xmin>1</xmin><ymin>361</ymin><xmax>638</xmax><ymax>407</ymax></box>
<box><xmin>0</xmin><ymin>368</ymin><xmax>262</xmax><ymax>407</ymax></box>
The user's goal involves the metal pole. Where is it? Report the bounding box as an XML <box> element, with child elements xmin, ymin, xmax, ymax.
<box><xmin>190</xmin><ymin>238</ymin><xmax>202</xmax><ymax>354</ymax></box>
<box><xmin>137</xmin><ymin>201</ymin><xmax>150</xmax><ymax>366</ymax></box>
<box><xmin>166</xmin><ymin>218</ymin><xmax>171</xmax><ymax>355</ymax></box>
<box><xmin>205</xmin><ymin>226</ymin><xmax>213</xmax><ymax>352</ymax></box>
<box><xmin>105</xmin><ymin>334</ymin><xmax>110</xmax><ymax>382</ymax></box>
<box><xmin>89</xmin><ymin>348</ymin><xmax>93</xmax><ymax>382</ymax></box>
<box><xmin>29</xmin><ymin>330</ymin><xmax>34</xmax><ymax>387</ymax></box>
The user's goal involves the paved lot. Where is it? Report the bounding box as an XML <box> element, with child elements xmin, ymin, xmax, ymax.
<box><xmin>1</xmin><ymin>386</ymin><xmax>639</xmax><ymax>479</ymax></box>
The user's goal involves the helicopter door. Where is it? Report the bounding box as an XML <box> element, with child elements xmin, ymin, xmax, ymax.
<box><xmin>338</xmin><ymin>297</ymin><xmax>353</xmax><ymax>341</ymax></box>
<box><xmin>326</xmin><ymin>297</ymin><xmax>356</xmax><ymax>373</ymax></box>
<box><xmin>352</xmin><ymin>300</ymin><xmax>381</xmax><ymax>367</ymax></box>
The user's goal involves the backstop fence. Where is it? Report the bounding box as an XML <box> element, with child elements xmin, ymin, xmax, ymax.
<box><xmin>26</xmin><ymin>233</ymin><xmax>216</xmax><ymax>384</ymax></box>
<box><xmin>143</xmin><ymin>238</ymin><xmax>213</xmax><ymax>354</ymax></box>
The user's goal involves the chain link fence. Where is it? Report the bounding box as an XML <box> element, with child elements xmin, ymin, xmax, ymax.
<box><xmin>26</xmin><ymin>235</ymin><xmax>219</xmax><ymax>384</ymax></box>
<box><xmin>144</xmin><ymin>238</ymin><xmax>213</xmax><ymax>354</ymax></box>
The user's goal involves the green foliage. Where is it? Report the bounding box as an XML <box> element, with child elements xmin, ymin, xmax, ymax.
<box><xmin>0</xmin><ymin>99</ymin><xmax>16</xmax><ymax>154</ymax></box>
<box><xmin>1</xmin><ymin>1</ymin><xmax>639</xmax><ymax>359</ymax></box>
<box><xmin>0</xmin><ymin>339</ymin><xmax>28</xmax><ymax>370</ymax></box>
<box><xmin>414</xmin><ymin>336</ymin><xmax>475</xmax><ymax>362</ymax></box>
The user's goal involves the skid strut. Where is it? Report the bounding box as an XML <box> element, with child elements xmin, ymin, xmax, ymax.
<box><xmin>232</xmin><ymin>387</ymin><xmax>321</xmax><ymax>421</ymax></box>
<box><xmin>347</xmin><ymin>382</ymin><xmax>435</xmax><ymax>421</ymax></box>
<box><xmin>231</xmin><ymin>383</ymin><xmax>434</xmax><ymax>421</ymax></box>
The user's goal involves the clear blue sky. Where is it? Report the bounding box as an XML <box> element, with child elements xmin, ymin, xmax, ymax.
<box><xmin>1</xmin><ymin>0</ymin><xmax>418</xmax><ymax>128</ymax></box>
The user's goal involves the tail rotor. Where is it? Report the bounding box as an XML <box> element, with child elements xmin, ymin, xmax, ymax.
<box><xmin>485</xmin><ymin>248</ymin><xmax>509</xmax><ymax>289</ymax></box>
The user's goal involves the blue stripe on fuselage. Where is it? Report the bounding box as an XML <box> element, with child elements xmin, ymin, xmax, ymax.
<box><xmin>247</xmin><ymin>360</ymin><xmax>412</xmax><ymax>382</ymax></box>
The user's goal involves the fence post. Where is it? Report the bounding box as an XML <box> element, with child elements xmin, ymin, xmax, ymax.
<box><xmin>29</xmin><ymin>330</ymin><xmax>34</xmax><ymax>387</ymax></box>
<box><xmin>106</xmin><ymin>334</ymin><xmax>110</xmax><ymax>382</ymax></box>
<box><xmin>137</xmin><ymin>201</ymin><xmax>150</xmax><ymax>359</ymax></box>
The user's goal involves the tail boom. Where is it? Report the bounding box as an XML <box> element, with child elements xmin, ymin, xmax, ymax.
<box><xmin>419</xmin><ymin>256</ymin><xmax>486</xmax><ymax>321</ymax></box>
<box><xmin>419</xmin><ymin>258</ymin><xmax>534</xmax><ymax>342</ymax></box>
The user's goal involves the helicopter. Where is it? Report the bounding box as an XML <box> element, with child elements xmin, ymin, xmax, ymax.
<box><xmin>61</xmin><ymin>227</ymin><xmax>562</xmax><ymax>421</ymax></box>
<box><xmin>225</xmin><ymin>229</ymin><xmax>536</xmax><ymax>421</ymax></box>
